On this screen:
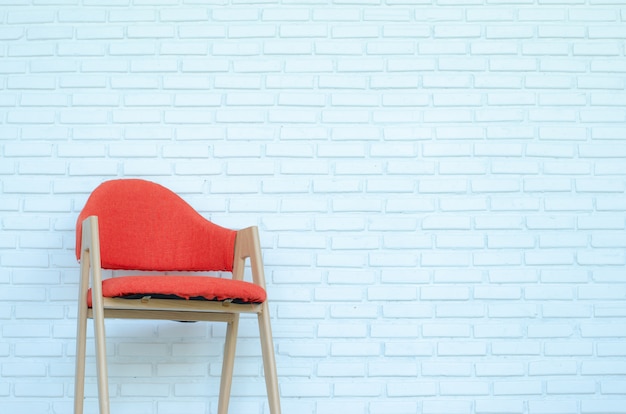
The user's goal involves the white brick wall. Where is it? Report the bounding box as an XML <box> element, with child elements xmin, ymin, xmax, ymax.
<box><xmin>1</xmin><ymin>1</ymin><xmax>626</xmax><ymax>413</ymax></box>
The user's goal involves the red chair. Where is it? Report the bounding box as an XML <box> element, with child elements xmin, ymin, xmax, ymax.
<box><xmin>74</xmin><ymin>179</ymin><xmax>281</xmax><ymax>414</ymax></box>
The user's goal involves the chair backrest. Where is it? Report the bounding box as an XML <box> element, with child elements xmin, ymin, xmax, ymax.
<box><xmin>76</xmin><ymin>179</ymin><xmax>237</xmax><ymax>272</ymax></box>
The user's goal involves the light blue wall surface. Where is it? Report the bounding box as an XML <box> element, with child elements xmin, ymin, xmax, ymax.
<box><xmin>1</xmin><ymin>2</ymin><xmax>626</xmax><ymax>413</ymax></box>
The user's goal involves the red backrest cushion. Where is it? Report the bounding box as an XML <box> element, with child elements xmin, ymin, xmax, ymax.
<box><xmin>76</xmin><ymin>179</ymin><xmax>236</xmax><ymax>271</ymax></box>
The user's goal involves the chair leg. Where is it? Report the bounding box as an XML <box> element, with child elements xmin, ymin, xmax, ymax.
<box><xmin>218</xmin><ymin>314</ymin><xmax>240</xmax><ymax>414</ymax></box>
<box><xmin>75</xmin><ymin>257</ymin><xmax>91</xmax><ymax>414</ymax></box>
<box><xmin>93</xmin><ymin>306</ymin><xmax>111</xmax><ymax>414</ymax></box>
<box><xmin>74</xmin><ymin>302</ymin><xmax>88</xmax><ymax>414</ymax></box>
<box><xmin>258</xmin><ymin>304</ymin><xmax>281</xmax><ymax>414</ymax></box>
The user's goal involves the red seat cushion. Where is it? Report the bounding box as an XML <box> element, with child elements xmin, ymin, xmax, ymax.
<box><xmin>87</xmin><ymin>275</ymin><xmax>267</xmax><ymax>307</ymax></box>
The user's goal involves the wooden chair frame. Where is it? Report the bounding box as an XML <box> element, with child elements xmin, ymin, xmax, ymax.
<box><xmin>74</xmin><ymin>216</ymin><xmax>281</xmax><ymax>414</ymax></box>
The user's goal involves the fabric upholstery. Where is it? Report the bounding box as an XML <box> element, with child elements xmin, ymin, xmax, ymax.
<box><xmin>86</xmin><ymin>275</ymin><xmax>267</xmax><ymax>307</ymax></box>
<box><xmin>76</xmin><ymin>179</ymin><xmax>236</xmax><ymax>271</ymax></box>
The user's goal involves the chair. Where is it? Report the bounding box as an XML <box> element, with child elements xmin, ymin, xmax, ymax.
<box><xmin>73</xmin><ymin>178</ymin><xmax>281</xmax><ymax>414</ymax></box>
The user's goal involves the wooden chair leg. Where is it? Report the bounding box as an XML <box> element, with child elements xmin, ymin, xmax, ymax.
<box><xmin>92</xmin><ymin>303</ymin><xmax>111</xmax><ymax>414</ymax></box>
<box><xmin>75</xmin><ymin>257</ymin><xmax>90</xmax><ymax>414</ymax></box>
<box><xmin>93</xmin><ymin>321</ymin><xmax>111</xmax><ymax>413</ymax></box>
<box><xmin>218</xmin><ymin>314</ymin><xmax>240</xmax><ymax>414</ymax></box>
<box><xmin>74</xmin><ymin>303</ymin><xmax>88</xmax><ymax>414</ymax></box>
<box><xmin>258</xmin><ymin>304</ymin><xmax>281</xmax><ymax>414</ymax></box>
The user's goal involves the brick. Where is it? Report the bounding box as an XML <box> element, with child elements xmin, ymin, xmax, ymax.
<box><xmin>525</xmin><ymin>251</ymin><xmax>575</xmax><ymax>265</ymax></box>
<box><xmin>578</xmin><ymin>250</ymin><xmax>625</xmax><ymax>265</ymax></box>
<box><xmin>581</xmin><ymin>323</ymin><xmax>626</xmax><ymax>338</ymax></box>
<box><xmin>384</xmin><ymin>382</ymin><xmax>434</xmax><ymax>399</ymax></box>
<box><xmin>542</xmin><ymin>304</ymin><xmax>592</xmax><ymax>318</ymax></box>
<box><xmin>486</xmin><ymin>25</ymin><xmax>534</xmax><ymax>39</ymax></box>
<box><xmin>8</xmin><ymin>43</ymin><xmax>56</xmax><ymax>57</ymax></box>
<box><xmin>591</xmin><ymin>269</ymin><xmax>626</xmax><ymax>283</ymax></box>
<box><xmin>578</xmin><ymin>75</ymin><xmax>624</xmax><ymax>90</ymax></box>
<box><xmin>317</xmin><ymin>252</ymin><xmax>366</xmax><ymax>267</ymax></box>
<box><xmin>527</xmin><ymin>216</ymin><xmax>575</xmax><ymax>230</ymax></box>
<box><xmin>380</xmin><ymin>269</ymin><xmax>429</xmax><ymax>285</ymax></box>
<box><xmin>330</xmin><ymin>304</ymin><xmax>377</xmax><ymax>319</ymax></box>
<box><xmin>495</xmin><ymin>381</ymin><xmax>543</xmax><ymax>396</ymax></box>
<box><xmin>582</xmin><ymin>362</ymin><xmax>626</xmax><ymax>376</ymax></box>
<box><xmin>601</xmin><ymin>380</ymin><xmax>626</xmax><ymax>395</ymax></box>
<box><xmin>371</xmin><ymin>323</ymin><xmax>419</xmax><ymax>338</ymax></box>
<box><xmin>422</xmin><ymin>252</ymin><xmax>471</xmax><ymax>267</ymax></box>
<box><xmin>15</xmin><ymin>342</ymin><xmax>63</xmax><ymax>357</ymax></box>
<box><xmin>477</xmin><ymin>362</ymin><xmax>525</xmax><ymax>377</ymax></box>
<box><xmin>488</xmin><ymin>234</ymin><xmax>535</xmax><ymax>249</ymax></box>
<box><xmin>336</xmin><ymin>381</ymin><xmax>383</xmax><ymax>398</ymax></box>
<box><xmin>581</xmin><ymin>400</ymin><xmax>626</xmax><ymax>414</ymax></box>
<box><xmin>526</xmin><ymin>284</ymin><xmax>575</xmax><ymax>300</ymax></box>
<box><xmin>382</xmin><ymin>303</ymin><xmax>431</xmax><ymax>319</ymax></box>
<box><xmin>570</xmin><ymin>8</ymin><xmax>617</xmax><ymax>20</ymax></box>
<box><xmin>278</xmin><ymin>93</ymin><xmax>325</xmax><ymax>107</ymax></box>
<box><xmin>331</xmin><ymin>342</ymin><xmax>380</xmax><ymax>357</ymax></box>
<box><xmin>545</xmin><ymin>341</ymin><xmax>593</xmax><ymax>356</ymax></box>
<box><xmin>369</xmin><ymin>362</ymin><xmax>419</xmax><ymax>378</ymax></box>
<box><xmin>15</xmin><ymin>383</ymin><xmax>63</xmax><ymax>397</ymax></box>
<box><xmin>598</xmin><ymin>344</ymin><xmax>626</xmax><ymax>357</ymax></box>
<box><xmin>436</xmin><ymin>304</ymin><xmax>484</xmax><ymax>318</ymax></box>
<box><xmin>438</xmin><ymin>342</ymin><xmax>487</xmax><ymax>356</ymax></box>
<box><xmin>530</xmin><ymin>361</ymin><xmax>578</xmax><ymax>376</ymax></box>
<box><xmin>423</xmin><ymin>74</ymin><xmax>473</xmax><ymax>88</ymax></box>
<box><xmin>332</xmin><ymin>198</ymin><xmax>382</xmax><ymax>212</ymax></box>
<box><xmin>420</xmin><ymin>286</ymin><xmax>470</xmax><ymax>301</ymax></box>
<box><xmin>475</xmin><ymin>400</ymin><xmax>524</xmax><ymax>414</ymax></box>
<box><xmin>419</xmin><ymin>41</ymin><xmax>467</xmax><ymax>56</ymax></box>
<box><xmin>422</xmin><ymin>362</ymin><xmax>472</xmax><ymax>377</ymax></box>
<box><xmin>433</xmin><ymin>268</ymin><xmax>482</xmax><ymax>282</ymax></box>
<box><xmin>368</xmin><ymin>285</ymin><xmax>417</xmax><ymax>301</ymax></box>
<box><xmin>547</xmin><ymin>380</ymin><xmax>595</xmax><ymax>395</ymax></box>
<box><xmin>422</xmin><ymin>400</ymin><xmax>473</xmax><ymax>414</ymax></box>
<box><xmin>529</xmin><ymin>400</ymin><xmax>578</xmax><ymax>414</ymax></box>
